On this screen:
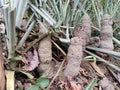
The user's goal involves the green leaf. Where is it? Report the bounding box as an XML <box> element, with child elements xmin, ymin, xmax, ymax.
<box><xmin>27</xmin><ymin>85</ymin><xmax>39</xmax><ymax>90</ymax></box>
<box><xmin>36</xmin><ymin>77</ymin><xmax>49</xmax><ymax>89</ymax></box>
<box><xmin>85</xmin><ymin>79</ymin><xmax>97</xmax><ymax>90</ymax></box>
<box><xmin>29</xmin><ymin>2</ymin><xmax>56</xmax><ymax>26</ymax></box>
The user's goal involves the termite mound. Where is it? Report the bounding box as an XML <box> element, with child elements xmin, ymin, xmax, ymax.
<box><xmin>63</xmin><ymin>37</ymin><xmax>83</xmax><ymax>77</ymax></box>
<box><xmin>38</xmin><ymin>23</ymin><xmax>53</xmax><ymax>77</ymax></box>
<box><xmin>100</xmin><ymin>14</ymin><xmax>114</xmax><ymax>50</ymax></box>
<box><xmin>73</xmin><ymin>13</ymin><xmax>91</xmax><ymax>47</ymax></box>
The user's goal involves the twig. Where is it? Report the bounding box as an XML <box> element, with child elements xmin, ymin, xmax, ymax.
<box><xmin>24</xmin><ymin>33</ymin><xmax>48</xmax><ymax>52</ymax></box>
<box><xmin>47</xmin><ymin>59</ymin><xmax>65</xmax><ymax>90</ymax></box>
<box><xmin>51</xmin><ymin>40</ymin><xmax>66</xmax><ymax>56</ymax></box>
<box><xmin>84</xmin><ymin>50</ymin><xmax>120</xmax><ymax>72</ymax></box>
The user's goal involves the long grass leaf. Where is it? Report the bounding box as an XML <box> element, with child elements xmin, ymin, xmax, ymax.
<box><xmin>16</xmin><ymin>0</ymin><xmax>28</xmax><ymax>26</ymax></box>
<box><xmin>40</xmin><ymin>8</ymin><xmax>56</xmax><ymax>24</ymax></box>
<box><xmin>91</xmin><ymin>0</ymin><xmax>100</xmax><ymax>28</ymax></box>
<box><xmin>8</xmin><ymin>8</ymin><xmax>16</xmax><ymax>59</ymax></box>
<box><xmin>16</xmin><ymin>20</ymin><xmax>36</xmax><ymax>49</ymax></box>
<box><xmin>24</xmin><ymin>13</ymin><xmax>34</xmax><ymax>29</ymax></box>
<box><xmin>29</xmin><ymin>2</ymin><xmax>55</xmax><ymax>26</ymax></box>
<box><xmin>85</xmin><ymin>79</ymin><xmax>97</xmax><ymax>90</ymax></box>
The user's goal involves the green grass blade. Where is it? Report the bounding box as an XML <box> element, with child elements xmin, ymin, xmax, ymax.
<box><xmin>16</xmin><ymin>0</ymin><xmax>28</xmax><ymax>27</ymax></box>
<box><xmin>16</xmin><ymin>20</ymin><xmax>36</xmax><ymax>49</ymax></box>
<box><xmin>8</xmin><ymin>8</ymin><xmax>16</xmax><ymax>59</ymax></box>
<box><xmin>85</xmin><ymin>79</ymin><xmax>97</xmax><ymax>90</ymax></box>
<box><xmin>29</xmin><ymin>2</ymin><xmax>55</xmax><ymax>26</ymax></box>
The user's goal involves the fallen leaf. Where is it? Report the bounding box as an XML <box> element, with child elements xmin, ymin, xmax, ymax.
<box><xmin>117</xmin><ymin>72</ymin><xmax>120</xmax><ymax>83</ymax></box>
<box><xmin>65</xmin><ymin>76</ymin><xmax>82</xmax><ymax>90</ymax></box>
<box><xmin>22</xmin><ymin>48</ymin><xmax>39</xmax><ymax>71</ymax></box>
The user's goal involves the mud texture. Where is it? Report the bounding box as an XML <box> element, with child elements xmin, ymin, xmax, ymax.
<box><xmin>89</xmin><ymin>37</ymin><xmax>100</xmax><ymax>47</ymax></box>
<box><xmin>63</xmin><ymin>37</ymin><xmax>83</xmax><ymax>77</ymax></box>
<box><xmin>38</xmin><ymin>24</ymin><xmax>53</xmax><ymax>77</ymax></box>
<box><xmin>100</xmin><ymin>14</ymin><xmax>114</xmax><ymax>50</ymax></box>
<box><xmin>73</xmin><ymin>13</ymin><xmax>91</xmax><ymax>47</ymax></box>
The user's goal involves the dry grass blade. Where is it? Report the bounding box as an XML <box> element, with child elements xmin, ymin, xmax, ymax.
<box><xmin>5</xmin><ymin>71</ymin><xmax>15</xmax><ymax>90</ymax></box>
<box><xmin>52</xmin><ymin>40</ymin><xmax>66</xmax><ymax>56</ymax></box>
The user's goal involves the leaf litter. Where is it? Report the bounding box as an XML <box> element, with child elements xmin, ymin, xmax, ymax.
<box><xmin>22</xmin><ymin>48</ymin><xmax>39</xmax><ymax>71</ymax></box>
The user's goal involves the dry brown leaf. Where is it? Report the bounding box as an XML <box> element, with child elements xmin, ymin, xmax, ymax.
<box><xmin>90</xmin><ymin>62</ymin><xmax>105</xmax><ymax>77</ymax></box>
<box><xmin>98</xmin><ymin>77</ymin><xmax>115</xmax><ymax>90</ymax></box>
<box><xmin>22</xmin><ymin>48</ymin><xmax>39</xmax><ymax>71</ymax></box>
<box><xmin>117</xmin><ymin>72</ymin><xmax>120</xmax><ymax>83</ymax></box>
<box><xmin>65</xmin><ymin>76</ymin><xmax>82</xmax><ymax>90</ymax></box>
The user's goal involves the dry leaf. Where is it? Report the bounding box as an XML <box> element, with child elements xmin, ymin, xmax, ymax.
<box><xmin>22</xmin><ymin>48</ymin><xmax>39</xmax><ymax>71</ymax></box>
<box><xmin>65</xmin><ymin>76</ymin><xmax>82</xmax><ymax>90</ymax></box>
<box><xmin>117</xmin><ymin>72</ymin><xmax>120</xmax><ymax>83</ymax></box>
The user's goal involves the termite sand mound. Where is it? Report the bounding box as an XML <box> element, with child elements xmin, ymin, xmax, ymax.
<box><xmin>100</xmin><ymin>14</ymin><xmax>114</xmax><ymax>50</ymax></box>
<box><xmin>63</xmin><ymin>37</ymin><xmax>83</xmax><ymax>77</ymax></box>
